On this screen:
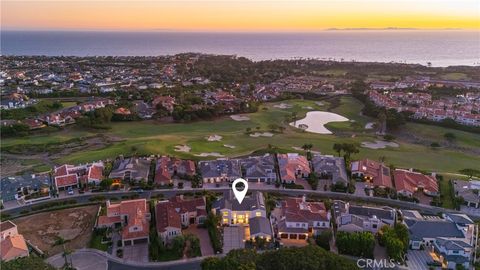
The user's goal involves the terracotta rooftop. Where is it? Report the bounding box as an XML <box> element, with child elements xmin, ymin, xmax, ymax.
<box><xmin>394</xmin><ymin>169</ymin><xmax>438</xmax><ymax>194</ymax></box>
<box><xmin>351</xmin><ymin>159</ymin><xmax>393</xmax><ymax>188</ymax></box>
<box><xmin>0</xmin><ymin>235</ymin><xmax>28</xmax><ymax>262</ymax></box>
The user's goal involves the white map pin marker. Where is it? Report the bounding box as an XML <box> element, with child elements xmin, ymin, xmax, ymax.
<box><xmin>232</xmin><ymin>178</ymin><xmax>248</xmax><ymax>204</ymax></box>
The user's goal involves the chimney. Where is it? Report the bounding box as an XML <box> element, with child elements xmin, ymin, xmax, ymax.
<box><xmin>409</xmin><ymin>168</ymin><xmax>413</xmax><ymax>172</ymax></box>
<box><xmin>302</xmin><ymin>194</ymin><xmax>307</xmax><ymax>202</ymax></box>
<box><xmin>106</xmin><ymin>200</ymin><xmax>111</xmax><ymax>208</ymax></box>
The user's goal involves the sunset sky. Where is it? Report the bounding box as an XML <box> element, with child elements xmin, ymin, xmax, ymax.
<box><xmin>2</xmin><ymin>0</ymin><xmax>479</xmax><ymax>31</ymax></box>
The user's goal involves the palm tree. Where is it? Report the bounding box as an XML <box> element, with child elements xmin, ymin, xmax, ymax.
<box><xmin>52</xmin><ymin>236</ymin><xmax>71</xmax><ymax>269</ymax></box>
<box><xmin>377</xmin><ymin>111</ymin><xmax>387</xmax><ymax>134</ymax></box>
<box><xmin>302</xmin><ymin>143</ymin><xmax>313</xmax><ymax>152</ymax></box>
<box><xmin>333</xmin><ymin>143</ymin><xmax>343</xmax><ymax>157</ymax></box>
<box><xmin>291</xmin><ymin>112</ymin><xmax>298</xmax><ymax>126</ymax></box>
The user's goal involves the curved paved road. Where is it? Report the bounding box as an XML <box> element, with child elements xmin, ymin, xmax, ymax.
<box><xmin>3</xmin><ymin>186</ymin><xmax>475</xmax><ymax>219</ymax></box>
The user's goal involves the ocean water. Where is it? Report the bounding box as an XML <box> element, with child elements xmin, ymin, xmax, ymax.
<box><xmin>1</xmin><ymin>31</ymin><xmax>479</xmax><ymax>67</ymax></box>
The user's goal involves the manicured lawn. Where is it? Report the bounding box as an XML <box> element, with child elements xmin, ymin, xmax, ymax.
<box><xmin>1</xmin><ymin>129</ymin><xmax>94</xmax><ymax>147</ymax></box>
<box><xmin>61</xmin><ymin>101</ymin><xmax>78</xmax><ymax>108</ymax></box>
<box><xmin>403</xmin><ymin>123</ymin><xmax>480</xmax><ymax>149</ymax></box>
<box><xmin>89</xmin><ymin>230</ymin><xmax>109</xmax><ymax>251</ymax></box>
<box><xmin>3</xmin><ymin>98</ymin><xmax>480</xmax><ymax>175</ymax></box>
<box><xmin>326</xmin><ymin>96</ymin><xmax>373</xmax><ymax>131</ymax></box>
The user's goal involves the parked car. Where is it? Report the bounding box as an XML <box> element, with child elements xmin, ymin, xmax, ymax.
<box><xmin>67</xmin><ymin>187</ymin><xmax>74</xmax><ymax>195</ymax></box>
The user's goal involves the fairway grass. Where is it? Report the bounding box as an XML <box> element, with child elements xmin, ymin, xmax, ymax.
<box><xmin>3</xmin><ymin>97</ymin><xmax>480</xmax><ymax>174</ymax></box>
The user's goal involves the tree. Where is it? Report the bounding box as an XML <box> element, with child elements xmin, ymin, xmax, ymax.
<box><xmin>386</xmin><ymin>237</ymin><xmax>404</xmax><ymax>262</ymax></box>
<box><xmin>307</xmin><ymin>172</ymin><xmax>319</xmax><ymax>190</ymax></box>
<box><xmin>341</xmin><ymin>143</ymin><xmax>360</xmax><ymax>161</ymax></box>
<box><xmin>336</xmin><ymin>231</ymin><xmax>375</xmax><ymax>258</ymax></box>
<box><xmin>333</xmin><ymin>143</ymin><xmax>343</xmax><ymax>157</ymax></box>
<box><xmin>377</xmin><ymin>111</ymin><xmax>387</xmax><ymax>134</ymax></box>
<box><xmin>459</xmin><ymin>168</ymin><xmax>480</xmax><ymax>179</ymax></box>
<box><xmin>203</xmin><ymin>245</ymin><xmax>358</xmax><ymax>270</ymax></box>
<box><xmin>99</xmin><ymin>178</ymin><xmax>113</xmax><ymax>190</ymax></box>
<box><xmin>302</xmin><ymin>143</ymin><xmax>313</xmax><ymax>152</ymax></box>
<box><xmin>201</xmin><ymin>257</ymin><xmax>222</xmax><ymax>270</ymax></box>
<box><xmin>315</xmin><ymin>230</ymin><xmax>333</xmax><ymax>251</ymax></box>
<box><xmin>171</xmin><ymin>235</ymin><xmax>186</xmax><ymax>257</ymax></box>
<box><xmin>52</xmin><ymin>236</ymin><xmax>71</xmax><ymax>269</ymax></box>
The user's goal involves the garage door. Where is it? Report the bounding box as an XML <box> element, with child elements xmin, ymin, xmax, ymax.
<box><xmin>133</xmin><ymin>238</ymin><xmax>148</xmax><ymax>245</ymax></box>
<box><xmin>289</xmin><ymin>234</ymin><xmax>297</xmax><ymax>239</ymax></box>
<box><xmin>280</xmin><ymin>233</ymin><xmax>288</xmax><ymax>239</ymax></box>
<box><xmin>299</xmin><ymin>234</ymin><xmax>306</xmax><ymax>240</ymax></box>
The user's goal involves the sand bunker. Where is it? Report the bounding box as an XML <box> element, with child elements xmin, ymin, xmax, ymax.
<box><xmin>361</xmin><ymin>140</ymin><xmax>399</xmax><ymax>149</ymax></box>
<box><xmin>230</xmin><ymin>115</ymin><xmax>250</xmax><ymax>121</ymax></box>
<box><xmin>195</xmin><ymin>152</ymin><xmax>225</xmax><ymax>157</ymax></box>
<box><xmin>174</xmin><ymin>145</ymin><xmax>191</xmax><ymax>152</ymax></box>
<box><xmin>274</xmin><ymin>103</ymin><xmax>292</xmax><ymax>109</ymax></box>
<box><xmin>290</xmin><ymin>111</ymin><xmax>349</xmax><ymax>134</ymax></box>
<box><xmin>223</xmin><ymin>144</ymin><xmax>236</xmax><ymax>149</ymax></box>
<box><xmin>365</xmin><ymin>122</ymin><xmax>375</xmax><ymax>129</ymax></box>
<box><xmin>303</xmin><ymin>106</ymin><xmax>314</xmax><ymax>110</ymax></box>
<box><xmin>250</xmin><ymin>132</ymin><xmax>274</xmax><ymax>137</ymax></box>
<box><xmin>315</xmin><ymin>101</ymin><xmax>324</xmax><ymax>106</ymax></box>
<box><xmin>207</xmin><ymin>134</ymin><xmax>223</xmax><ymax>141</ymax></box>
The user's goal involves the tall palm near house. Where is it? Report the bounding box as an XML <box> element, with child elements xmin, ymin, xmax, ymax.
<box><xmin>302</xmin><ymin>143</ymin><xmax>313</xmax><ymax>152</ymax></box>
<box><xmin>333</xmin><ymin>143</ymin><xmax>343</xmax><ymax>157</ymax></box>
<box><xmin>52</xmin><ymin>236</ymin><xmax>72</xmax><ymax>269</ymax></box>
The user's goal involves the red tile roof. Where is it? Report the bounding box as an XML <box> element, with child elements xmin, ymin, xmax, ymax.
<box><xmin>155</xmin><ymin>196</ymin><xmax>206</xmax><ymax>233</ymax></box>
<box><xmin>281</xmin><ymin>197</ymin><xmax>329</xmax><ymax>223</ymax></box>
<box><xmin>103</xmin><ymin>199</ymin><xmax>149</xmax><ymax>240</ymax></box>
<box><xmin>155</xmin><ymin>167</ymin><xmax>171</xmax><ymax>185</ymax></box>
<box><xmin>97</xmin><ymin>215</ymin><xmax>121</xmax><ymax>226</ymax></box>
<box><xmin>0</xmin><ymin>235</ymin><xmax>28</xmax><ymax>262</ymax></box>
<box><xmin>55</xmin><ymin>174</ymin><xmax>78</xmax><ymax>188</ymax></box>
<box><xmin>394</xmin><ymin>169</ymin><xmax>438</xmax><ymax>195</ymax></box>
<box><xmin>155</xmin><ymin>202</ymin><xmax>181</xmax><ymax>233</ymax></box>
<box><xmin>351</xmin><ymin>159</ymin><xmax>393</xmax><ymax>188</ymax></box>
<box><xmin>88</xmin><ymin>164</ymin><xmax>104</xmax><ymax>181</ymax></box>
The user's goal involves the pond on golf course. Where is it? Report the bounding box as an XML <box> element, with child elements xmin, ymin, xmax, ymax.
<box><xmin>290</xmin><ymin>111</ymin><xmax>349</xmax><ymax>134</ymax></box>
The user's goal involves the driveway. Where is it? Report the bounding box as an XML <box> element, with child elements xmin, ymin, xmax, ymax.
<box><xmin>183</xmin><ymin>226</ymin><xmax>214</xmax><ymax>256</ymax></box>
<box><xmin>123</xmin><ymin>243</ymin><xmax>149</xmax><ymax>263</ymax></box>
<box><xmin>406</xmin><ymin>250</ymin><xmax>436</xmax><ymax>270</ymax></box>
<box><xmin>223</xmin><ymin>226</ymin><xmax>245</xmax><ymax>254</ymax></box>
<box><xmin>47</xmin><ymin>250</ymin><xmax>107</xmax><ymax>270</ymax></box>
<box><xmin>461</xmin><ymin>205</ymin><xmax>480</xmax><ymax>216</ymax></box>
<box><xmin>354</xmin><ymin>182</ymin><xmax>368</xmax><ymax>196</ymax></box>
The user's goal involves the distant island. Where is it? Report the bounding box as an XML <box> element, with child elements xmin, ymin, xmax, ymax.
<box><xmin>325</xmin><ymin>27</ymin><xmax>462</xmax><ymax>31</ymax></box>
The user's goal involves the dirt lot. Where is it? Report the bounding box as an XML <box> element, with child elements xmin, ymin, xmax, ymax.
<box><xmin>14</xmin><ymin>205</ymin><xmax>99</xmax><ymax>256</ymax></box>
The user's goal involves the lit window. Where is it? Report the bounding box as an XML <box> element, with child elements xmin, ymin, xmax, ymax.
<box><xmin>223</xmin><ymin>211</ymin><xmax>229</xmax><ymax>216</ymax></box>
<box><xmin>256</xmin><ymin>212</ymin><xmax>261</xmax><ymax>217</ymax></box>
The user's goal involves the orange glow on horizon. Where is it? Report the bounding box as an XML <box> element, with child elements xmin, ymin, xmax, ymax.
<box><xmin>1</xmin><ymin>0</ymin><xmax>479</xmax><ymax>31</ymax></box>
